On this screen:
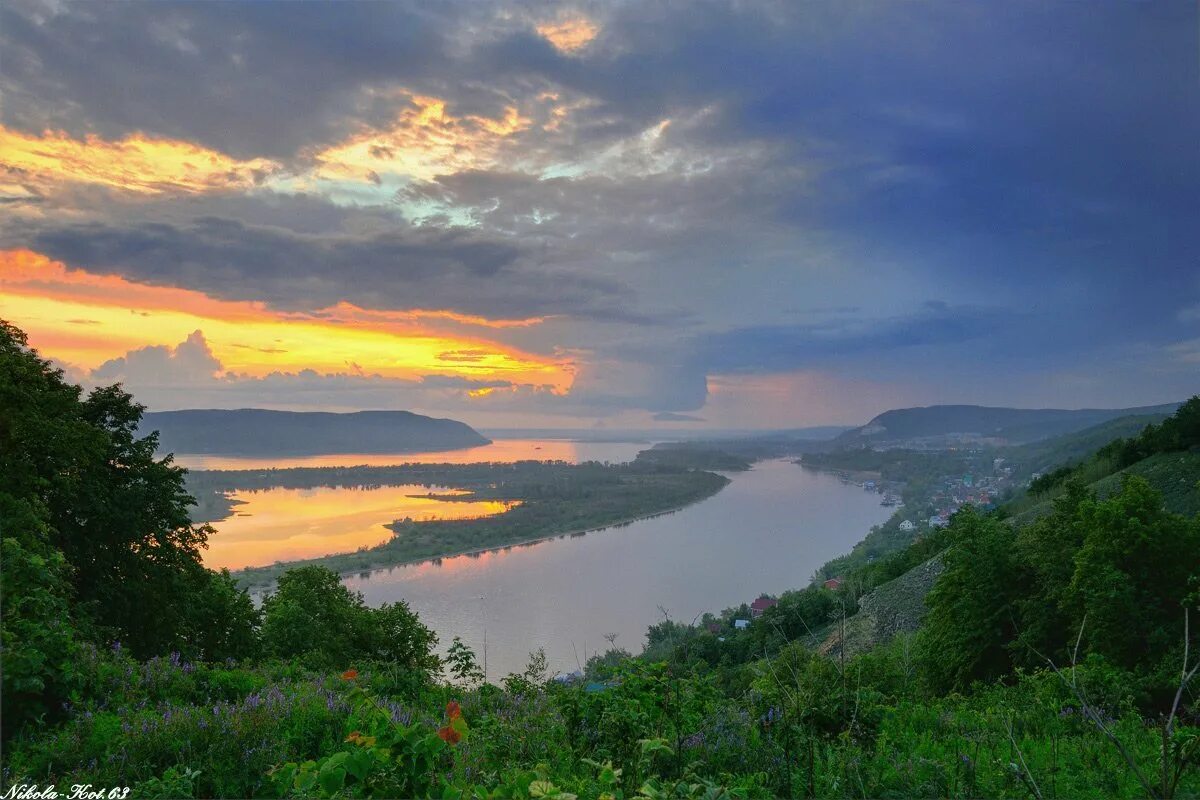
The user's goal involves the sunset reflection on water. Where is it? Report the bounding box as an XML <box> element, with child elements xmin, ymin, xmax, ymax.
<box><xmin>203</xmin><ymin>484</ymin><xmax>516</xmax><ymax>571</ymax></box>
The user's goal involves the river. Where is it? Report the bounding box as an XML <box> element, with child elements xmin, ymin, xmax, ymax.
<box><xmin>342</xmin><ymin>458</ymin><xmax>891</xmax><ymax>678</ymax></box>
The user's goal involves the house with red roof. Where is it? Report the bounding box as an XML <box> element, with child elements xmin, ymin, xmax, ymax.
<box><xmin>750</xmin><ymin>596</ymin><xmax>778</xmax><ymax>618</ymax></box>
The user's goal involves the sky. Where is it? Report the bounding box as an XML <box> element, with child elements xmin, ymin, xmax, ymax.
<box><xmin>1</xmin><ymin>0</ymin><xmax>1197</xmax><ymax>430</ymax></box>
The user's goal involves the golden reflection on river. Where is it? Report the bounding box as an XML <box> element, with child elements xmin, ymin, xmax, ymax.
<box><xmin>203</xmin><ymin>485</ymin><xmax>516</xmax><ymax>571</ymax></box>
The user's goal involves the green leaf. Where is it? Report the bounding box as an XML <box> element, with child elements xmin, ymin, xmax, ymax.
<box><xmin>345</xmin><ymin>749</ymin><xmax>373</xmax><ymax>781</ymax></box>
<box><xmin>318</xmin><ymin>765</ymin><xmax>346</xmax><ymax>795</ymax></box>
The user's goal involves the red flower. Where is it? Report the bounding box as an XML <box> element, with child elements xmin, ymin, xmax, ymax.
<box><xmin>445</xmin><ymin>700</ymin><xmax>462</xmax><ymax>720</ymax></box>
<box><xmin>341</xmin><ymin>668</ymin><xmax>359</xmax><ymax>681</ymax></box>
<box><xmin>437</xmin><ymin>724</ymin><xmax>462</xmax><ymax>745</ymax></box>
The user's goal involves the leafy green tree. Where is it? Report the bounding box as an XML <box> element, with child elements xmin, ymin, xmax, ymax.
<box><xmin>260</xmin><ymin>565</ymin><xmax>367</xmax><ymax>668</ymax></box>
<box><xmin>0</xmin><ymin>494</ymin><xmax>78</xmax><ymax>733</ymax></box>
<box><xmin>1013</xmin><ymin>480</ymin><xmax>1091</xmax><ymax>666</ymax></box>
<box><xmin>1</xmin><ymin>320</ymin><xmax>259</xmax><ymax>735</ymax></box>
<box><xmin>369</xmin><ymin>599</ymin><xmax>439</xmax><ymax>675</ymax></box>
<box><xmin>65</xmin><ymin>383</ymin><xmax>213</xmax><ymax>655</ymax></box>
<box><xmin>0</xmin><ymin>319</ymin><xmax>243</xmax><ymax>657</ymax></box>
<box><xmin>1065</xmin><ymin>476</ymin><xmax>1200</xmax><ymax>671</ymax></box>
<box><xmin>444</xmin><ymin>636</ymin><xmax>485</xmax><ymax>686</ymax></box>
<box><xmin>185</xmin><ymin>566</ymin><xmax>261</xmax><ymax>662</ymax></box>
<box><xmin>260</xmin><ymin>565</ymin><xmax>437</xmax><ymax>675</ymax></box>
<box><xmin>919</xmin><ymin>507</ymin><xmax>1025</xmax><ymax>692</ymax></box>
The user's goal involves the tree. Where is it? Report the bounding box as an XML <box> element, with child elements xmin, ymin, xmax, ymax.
<box><xmin>1013</xmin><ymin>480</ymin><xmax>1091</xmax><ymax>667</ymax></box>
<box><xmin>185</xmin><ymin>567</ymin><xmax>261</xmax><ymax>662</ymax></box>
<box><xmin>260</xmin><ymin>566</ymin><xmax>367</xmax><ymax>668</ymax></box>
<box><xmin>1</xmin><ymin>320</ymin><xmax>259</xmax><ymax>736</ymax></box>
<box><xmin>369</xmin><ymin>601</ymin><xmax>440</xmax><ymax>675</ymax></box>
<box><xmin>1065</xmin><ymin>476</ymin><xmax>1200</xmax><ymax>671</ymax></box>
<box><xmin>919</xmin><ymin>507</ymin><xmax>1025</xmax><ymax>692</ymax></box>
<box><xmin>260</xmin><ymin>565</ymin><xmax>438</xmax><ymax>676</ymax></box>
<box><xmin>0</xmin><ymin>495</ymin><xmax>78</xmax><ymax>733</ymax></box>
<box><xmin>0</xmin><ymin>320</ymin><xmax>232</xmax><ymax>656</ymax></box>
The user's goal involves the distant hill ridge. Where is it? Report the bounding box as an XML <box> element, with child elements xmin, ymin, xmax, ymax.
<box><xmin>143</xmin><ymin>409</ymin><xmax>490</xmax><ymax>456</ymax></box>
<box><xmin>836</xmin><ymin>402</ymin><xmax>1181</xmax><ymax>446</ymax></box>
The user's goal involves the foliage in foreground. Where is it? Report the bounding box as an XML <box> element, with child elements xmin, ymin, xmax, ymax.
<box><xmin>4</xmin><ymin>633</ymin><xmax>1198</xmax><ymax>799</ymax></box>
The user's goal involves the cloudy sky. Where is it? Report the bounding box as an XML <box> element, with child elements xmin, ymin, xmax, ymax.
<box><xmin>1</xmin><ymin>1</ymin><xmax>1197</xmax><ymax>429</ymax></box>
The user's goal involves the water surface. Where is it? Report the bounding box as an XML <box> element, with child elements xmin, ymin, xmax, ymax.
<box><xmin>344</xmin><ymin>460</ymin><xmax>890</xmax><ymax>678</ymax></box>
<box><xmin>204</xmin><ymin>485</ymin><xmax>516</xmax><ymax>571</ymax></box>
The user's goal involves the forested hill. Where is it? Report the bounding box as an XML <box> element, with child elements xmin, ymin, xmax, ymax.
<box><xmin>834</xmin><ymin>401</ymin><xmax>1181</xmax><ymax>446</ymax></box>
<box><xmin>141</xmin><ymin>408</ymin><xmax>490</xmax><ymax>455</ymax></box>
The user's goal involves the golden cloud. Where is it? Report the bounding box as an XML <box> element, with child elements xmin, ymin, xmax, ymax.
<box><xmin>309</xmin><ymin>93</ymin><xmax>532</xmax><ymax>184</ymax></box>
<box><xmin>536</xmin><ymin>17</ymin><xmax>599</xmax><ymax>54</ymax></box>
<box><xmin>0</xmin><ymin>126</ymin><xmax>281</xmax><ymax>194</ymax></box>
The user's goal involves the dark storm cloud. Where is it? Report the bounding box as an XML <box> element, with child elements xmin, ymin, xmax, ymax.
<box><xmin>0</xmin><ymin>0</ymin><xmax>454</xmax><ymax>158</ymax></box>
<box><xmin>692</xmin><ymin>303</ymin><xmax>1021</xmax><ymax>376</ymax></box>
<box><xmin>18</xmin><ymin>217</ymin><xmax>644</xmax><ymax>321</ymax></box>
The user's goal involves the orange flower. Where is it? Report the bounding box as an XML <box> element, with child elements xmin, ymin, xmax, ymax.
<box><xmin>341</xmin><ymin>668</ymin><xmax>359</xmax><ymax>681</ymax></box>
<box><xmin>445</xmin><ymin>700</ymin><xmax>462</xmax><ymax>720</ymax></box>
<box><xmin>437</xmin><ymin>724</ymin><xmax>462</xmax><ymax>745</ymax></box>
<box><xmin>346</xmin><ymin>731</ymin><xmax>362</xmax><ymax>743</ymax></box>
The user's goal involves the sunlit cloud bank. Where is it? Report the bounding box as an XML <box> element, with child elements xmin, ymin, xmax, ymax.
<box><xmin>306</xmin><ymin>92</ymin><xmax>532</xmax><ymax>187</ymax></box>
<box><xmin>0</xmin><ymin>126</ymin><xmax>280</xmax><ymax>194</ymax></box>
<box><xmin>0</xmin><ymin>249</ymin><xmax>573</xmax><ymax>392</ymax></box>
<box><xmin>535</xmin><ymin>16</ymin><xmax>599</xmax><ymax>54</ymax></box>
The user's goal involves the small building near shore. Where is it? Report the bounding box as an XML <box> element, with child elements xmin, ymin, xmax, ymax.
<box><xmin>750</xmin><ymin>596</ymin><xmax>778</xmax><ymax>618</ymax></box>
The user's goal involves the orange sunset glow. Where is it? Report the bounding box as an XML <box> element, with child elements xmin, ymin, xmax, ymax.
<box><xmin>0</xmin><ymin>249</ymin><xmax>573</xmax><ymax>388</ymax></box>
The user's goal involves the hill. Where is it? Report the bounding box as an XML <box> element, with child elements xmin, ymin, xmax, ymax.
<box><xmin>818</xmin><ymin>400</ymin><xmax>1199</xmax><ymax>659</ymax></box>
<box><xmin>142</xmin><ymin>408</ymin><xmax>490</xmax><ymax>456</ymax></box>
<box><xmin>1001</xmin><ymin>411</ymin><xmax>1174</xmax><ymax>472</ymax></box>
<box><xmin>1010</xmin><ymin>449</ymin><xmax>1200</xmax><ymax>525</ymax></box>
<box><xmin>833</xmin><ymin>401</ymin><xmax>1180</xmax><ymax>448</ymax></box>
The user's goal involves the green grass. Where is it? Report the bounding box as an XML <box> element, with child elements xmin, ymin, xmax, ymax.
<box><xmin>1010</xmin><ymin>450</ymin><xmax>1200</xmax><ymax>525</ymax></box>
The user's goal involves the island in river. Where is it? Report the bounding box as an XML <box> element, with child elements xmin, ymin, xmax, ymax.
<box><xmin>188</xmin><ymin>447</ymin><xmax>750</xmax><ymax>586</ymax></box>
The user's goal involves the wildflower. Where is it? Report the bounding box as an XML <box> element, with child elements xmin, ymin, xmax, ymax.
<box><xmin>446</xmin><ymin>700</ymin><xmax>462</xmax><ymax>720</ymax></box>
<box><xmin>341</xmin><ymin>668</ymin><xmax>359</xmax><ymax>681</ymax></box>
<box><xmin>437</xmin><ymin>725</ymin><xmax>462</xmax><ymax>745</ymax></box>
